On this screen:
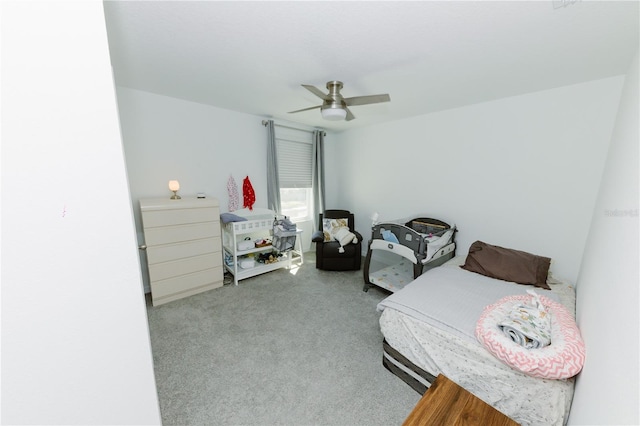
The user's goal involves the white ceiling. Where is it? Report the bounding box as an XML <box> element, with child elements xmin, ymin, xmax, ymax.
<box><xmin>103</xmin><ymin>1</ymin><xmax>639</xmax><ymax>132</ymax></box>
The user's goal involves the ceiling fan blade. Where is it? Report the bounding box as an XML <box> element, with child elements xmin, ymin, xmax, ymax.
<box><xmin>288</xmin><ymin>105</ymin><xmax>322</xmax><ymax>114</ymax></box>
<box><xmin>302</xmin><ymin>84</ymin><xmax>330</xmax><ymax>100</ymax></box>
<box><xmin>343</xmin><ymin>94</ymin><xmax>390</xmax><ymax>107</ymax></box>
<box><xmin>345</xmin><ymin>107</ymin><xmax>355</xmax><ymax>121</ymax></box>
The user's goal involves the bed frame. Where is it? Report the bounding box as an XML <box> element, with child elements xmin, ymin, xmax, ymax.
<box><xmin>382</xmin><ymin>339</ymin><xmax>436</xmax><ymax>395</ymax></box>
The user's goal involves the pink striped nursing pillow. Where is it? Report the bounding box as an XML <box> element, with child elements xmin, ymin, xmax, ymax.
<box><xmin>476</xmin><ymin>294</ymin><xmax>585</xmax><ymax>379</ymax></box>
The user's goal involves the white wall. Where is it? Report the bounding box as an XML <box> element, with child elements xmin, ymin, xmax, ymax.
<box><xmin>568</xmin><ymin>52</ymin><xmax>639</xmax><ymax>425</ymax></box>
<box><xmin>327</xmin><ymin>77</ymin><xmax>624</xmax><ymax>283</ymax></box>
<box><xmin>1</xmin><ymin>1</ymin><xmax>161</xmax><ymax>425</ymax></box>
<box><xmin>116</xmin><ymin>87</ymin><xmax>268</xmax><ymax>210</ymax></box>
<box><xmin>115</xmin><ymin>87</ymin><xmax>316</xmax><ymax>290</ymax></box>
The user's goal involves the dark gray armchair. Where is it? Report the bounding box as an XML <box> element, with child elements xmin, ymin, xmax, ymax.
<box><xmin>311</xmin><ymin>209</ymin><xmax>362</xmax><ymax>271</ymax></box>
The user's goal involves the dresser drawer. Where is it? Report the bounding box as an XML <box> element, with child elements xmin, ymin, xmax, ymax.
<box><xmin>148</xmin><ymin>252</ymin><xmax>222</xmax><ymax>282</ymax></box>
<box><xmin>146</xmin><ymin>237</ymin><xmax>221</xmax><ymax>265</ymax></box>
<box><xmin>142</xmin><ymin>206</ymin><xmax>219</xmax><ymax>228</ymax></box>
<box><xmin>151</xmin><ymin>267</ymin><xmax>223</xmax><ymax>301</ymax></box>
<box><xmin>143</xmin><ymin>222</ymin><xmax>220</xmax><ymax>246</ymax></box>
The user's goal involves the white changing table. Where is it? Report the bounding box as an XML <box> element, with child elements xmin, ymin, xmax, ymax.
<box><xmin>222</xmin><ymin>209</ymin><xmax>303</xmax><ymax>286</ymax></box>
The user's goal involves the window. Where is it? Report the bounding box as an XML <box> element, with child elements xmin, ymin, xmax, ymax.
<box><xmin>276</xmin><ymin>127</ymin><xmax>313</xmax><ymax>221</ymax></box>
<box><xmin>280</xmin><ymin>187</ymin><xmax>312</xmax><ymax>221</ymax></box>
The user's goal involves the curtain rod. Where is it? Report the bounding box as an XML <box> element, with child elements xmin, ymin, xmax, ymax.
<box><xmin>262</xmin><ymin>120</ymin><xmax>326</xmax><ymax>137</ymax></box>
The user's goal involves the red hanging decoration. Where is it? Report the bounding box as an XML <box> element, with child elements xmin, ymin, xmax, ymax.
<box><xmin>242</xmin><ymin>176</ymin><xmax>255</xmax><ymax>210</ymax></box>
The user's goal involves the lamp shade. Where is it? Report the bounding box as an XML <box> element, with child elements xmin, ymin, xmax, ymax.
<box><xmin>168</xmin><ymin>180</ymin><xmax>180</xmax><ymax>191</ymax></box>
<box><xmin>321</xmin><ymin>107</ymin><xmax>347</xmax><ymax>121</ymax></box>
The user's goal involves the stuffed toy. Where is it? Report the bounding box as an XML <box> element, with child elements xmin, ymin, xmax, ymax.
<box><xmin>331</xmin><ymin>225</ymin><xmax>358</xmax><ymax>253</ymax></box>
<box><xmin>322</xmin><ymin>218</ymin><xmax>358</xmax><ymax>253</ymax></box>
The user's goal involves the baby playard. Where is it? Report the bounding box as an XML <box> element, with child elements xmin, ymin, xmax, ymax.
<box><xmin>363</xmin><ymin>216</ymin><xmax>457</xmax><ymax>292</ymax></box>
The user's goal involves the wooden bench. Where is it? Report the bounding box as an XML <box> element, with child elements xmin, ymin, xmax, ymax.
<box><xmin>403</xmin><ymin>374</ymin><xmax>520</xmax><ymax>426</ymax></box>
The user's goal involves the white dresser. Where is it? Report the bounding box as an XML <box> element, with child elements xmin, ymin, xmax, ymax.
<box><xmin>140</xmin><ymin>196</ymin><xmax>223</xmax><ymax>306</ymax></box>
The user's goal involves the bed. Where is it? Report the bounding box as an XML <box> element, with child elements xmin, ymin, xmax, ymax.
<box><xmin>377</xmin><ymin>254</ymin><xmax>580</xmax><ymax>426</ymax></box>
<box><xmin>363</xmin><ymin>216</ymin><xmax>457</xmax><ymax>293</ymax></box>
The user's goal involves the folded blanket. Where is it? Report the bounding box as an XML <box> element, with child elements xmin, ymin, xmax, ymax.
<box><xmin>220</xmin><ymin>212</ymin><xmax>247</xmax><ymax>224</ymax></box>
<box><xmin>498</xmin><ymin>290</ymin><xmax>552</xmax><ymax>349</ymax></box>
<box><xmin>278</xmin><ymin>218</ymin><xmax>297</xmax><ymax>231</ymax></box>
<box><xmin>425</xmin><ymin>228</ymin><xmax>455</xmax><ymax>260</ymax></box>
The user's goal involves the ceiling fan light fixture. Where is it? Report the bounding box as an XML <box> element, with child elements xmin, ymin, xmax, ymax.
<box><xmin>290</xmin><ymin>81</ymin><xmax>389</xmax><ymax>122</ymax></box>
<box><xmin>321</xmin><ymin>107</ymin><xmax>347</xmax><ymax>121</ymax></box>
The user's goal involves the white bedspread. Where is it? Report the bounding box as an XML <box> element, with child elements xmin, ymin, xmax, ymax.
<box><xmin>377</xmin><ymin>266</ymin><xmax>561</xmax><ymax>345</ymax></box>
<box><xmin>377</xmin><ymin>259</ymin><xmax>576</xmax><ymax>426</ymax></box>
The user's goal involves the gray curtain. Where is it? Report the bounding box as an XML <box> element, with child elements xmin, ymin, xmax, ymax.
<box><xmin>312</xmin><ymin>130</ymin><xmax>325</xmax><ymax>229</ymax></box>
<box><xmin>266</xmin><ymin>120</ymin><xmax>281</xmax><ymax>213</ymax></box>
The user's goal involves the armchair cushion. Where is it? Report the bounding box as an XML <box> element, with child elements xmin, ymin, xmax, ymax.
<box><xmin>322</xmin><ymin>217</ymin><xmax>359</xmax><ymax>252</ymax></box>
<box><xmin>322</xmin><ymin>218</ymin><xmax>349</xmax><ymax>242</ymax></box>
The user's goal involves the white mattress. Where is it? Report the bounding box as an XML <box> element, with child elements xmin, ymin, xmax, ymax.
<box><xmin>369</xmin><ymin>259</ymin><xmax>415</xmax><ymax>292</ymax></box>
<box><xmin>378</xmin><ymin>257</ymin><xmax>576</xmax><ymax>426</ymax></box>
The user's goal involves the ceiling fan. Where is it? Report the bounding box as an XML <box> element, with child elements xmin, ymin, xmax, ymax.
<box><xmin>288</xmin><ymin>81</ymin><xmax>390</xmax><ymax>121</ymax></box>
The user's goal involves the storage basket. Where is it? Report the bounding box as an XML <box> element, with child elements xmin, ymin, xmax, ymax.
<box><xmin>405</xmin><ymin>218</ymin><xmax>451</xmax><ymax>236</ymax></box>
<box><xmin>273</xmin><ymin>218</ymin><xmax>297</xmax><ymax>252</ymax></box>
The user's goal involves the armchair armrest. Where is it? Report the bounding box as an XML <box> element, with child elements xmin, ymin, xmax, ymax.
<box><xmin>312</xmin><ymin>230</ymin><xmax>325</xmax><ymax>243</ymax></box>
<box><xmin>353</xmin><ymin>230</ymin><xmax>363</xmax><ymax>243</ymax></box>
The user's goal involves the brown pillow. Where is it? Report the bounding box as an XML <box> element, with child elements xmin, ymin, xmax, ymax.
<box><xmin>460</xmin><ymin>241</ymin><xmax>551</xmax><ymax>290</ymax></box>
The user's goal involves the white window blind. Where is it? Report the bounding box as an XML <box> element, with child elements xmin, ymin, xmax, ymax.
<box><xmin>276</xmin><ymin>127</ymin><xmax>313</xmax><ymax>188</ymax></box>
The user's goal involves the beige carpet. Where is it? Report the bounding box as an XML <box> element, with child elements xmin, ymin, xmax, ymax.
<box><xmin>145</xmin><ymin>256</ymin><xmax>420</xmax><ymax>425</ymax></box>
